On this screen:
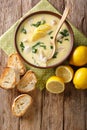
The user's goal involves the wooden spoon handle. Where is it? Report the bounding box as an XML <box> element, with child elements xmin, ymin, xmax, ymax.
<box><xmin>54</xmin><ymin>6</ymin><xmax>69</xmax><ymax>38</ymax></box>
<box><xmin>47</xmin><ymin>6</ymin><xmax>69</xmax><ymax>60</ymax></box>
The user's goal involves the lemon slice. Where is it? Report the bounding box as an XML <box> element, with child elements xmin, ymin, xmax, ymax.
<box><xmin>31</xmin><ymin>30</ymin><xmax>45</xmax><ymax>41</ymax></box>
<box><xmin>31</xmin><ymin>23</ymin><xmax>51</xmax><ymax>41</ymax></box>
<box><xmin>46</xmin><ymin>76</ymin><xmax>65</xmax><ymax>94</ymax></box>
<box><xmin>37</xmin><ymin>23</ymin><xmax>51</xmax><ymax>32</ymax></box>
<box><xmin>55</xmin><ymin>65</ymin><xmax>74</xmax><ymax>83</ymax></box>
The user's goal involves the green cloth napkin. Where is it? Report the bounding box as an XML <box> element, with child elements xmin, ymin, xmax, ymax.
<box><xmin>0</xmin><ymin>0</ymin><xmax>87</xmax><ymax>90</ymax></box>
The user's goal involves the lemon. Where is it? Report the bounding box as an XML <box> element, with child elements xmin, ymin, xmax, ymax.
<box><xmin>55</xmin><ymin>65</ymin><xmax>74</xmax><ymax>83</ymax></box>
<box><xmin>31</xmin><ymin>30</ymin><xmax>45</xmax><ymax>41</ymax></box>
<box><xmin>31</xmin><ymin>23</ymin><xmax>51</xmax><ymax>41</ymax></box>
<box><xmin>73</xmin><ymin>68</ymin><xmax>87</xmax><ymax>89</ymax></box>
<box><xmin>46</xmin><ymin>76</ymin><xmax>65</xmax><ymax>94</ymax></box>
<box><xmin>37</xmin><ymin>23</ymin><xmax>51</xmax><ymax>32</ymax></box>
<box><xmin>69</xmin><ymin>46</ymin><xmax>87</xmax><ymax>66</ymax></box>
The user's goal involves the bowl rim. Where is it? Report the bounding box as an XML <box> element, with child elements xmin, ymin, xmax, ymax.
<box><xmin>15</xmin><ymin>11</ymin><xmax>74</xmax><ymax>69</ymax></box>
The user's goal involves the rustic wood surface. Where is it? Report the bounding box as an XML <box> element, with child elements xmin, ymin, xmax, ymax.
<box><xmin>0</xmin><ymin>0</ymin><xmax>87</xmax><ymax>130</ymax></box>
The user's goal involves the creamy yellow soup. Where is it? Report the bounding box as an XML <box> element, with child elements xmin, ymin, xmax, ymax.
<box><xmin>17</xmin><ymin>13</ymin><xmax>72</xmax><ymax>67</ymax></box>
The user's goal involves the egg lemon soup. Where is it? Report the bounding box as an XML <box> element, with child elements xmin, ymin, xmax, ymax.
<box><xmin>16</xmin><ymin>12</ymin><xmax>73</xmax><ymax>68</ymax></box>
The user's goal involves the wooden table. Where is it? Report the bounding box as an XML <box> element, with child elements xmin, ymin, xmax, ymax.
<box><xmin>0</xmin><ymin>0</ymin><xmax>87</xmax><ymax>130</ymax></box>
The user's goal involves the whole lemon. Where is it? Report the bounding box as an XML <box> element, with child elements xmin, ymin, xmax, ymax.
<box><xmin>70</xmin><ymin>46</ymin><xmax>87</xmax><ymax>66</ymax></box>
<box><xmin>73</xmin><ymin>68</ymin><xmax>87</xmax><ymax>89</ymax></box>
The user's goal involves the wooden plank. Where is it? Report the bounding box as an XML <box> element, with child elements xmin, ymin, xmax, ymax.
<box><xmin>21</xmin><ymin>0</ymin><xmax>40</xmax><ymax>15</ymax></box>
<box><xmin>19</xmin><ymin>89</ymin><xmax>42</xmax><ymax>130</ymax></box>
<box><xmin>85</xmin><ymin>91</ymin><xmax>87</xmax><ymax>130</ymax></box>
<box><xmin>29</xmin><ymin>1</ymin><xmax>64</xmax><ymax>130</ymax></box>
<box><xmin>49</xmin><ymin>0</ymin><xmax>65</xmax><ymax>13</ymax></box>
<box><xmin>64</xmin><ymin>84</ymin><xmax>86</xmax><ymax>130</ymax></box>
<box><xmin>41</xmin><ymin>91</ymin><xmax>64</xmax><ymax>130</ymax></box>
<box><xmin>65</xmin><ymin>0</ymin><xmax>87</xmax><ymax>36</ymax></box>
<box><xmin>40</xmin><ymin>1</ymin><xmax>64</xmax><ymax>130</ymax></box>
<box><xmin>20</xmin><ymin>1</ymin><xmax>42</xmax><ymax>130</ymax></box>
<box><xmin>0</xmin><ymin>0</ymin><xmax>22</xmax><ymax>130</ymax></box>
<box><xmin>20</xmin><ymin>1</ymin><xmax>64</xmax><ymax>130</ymax></box>
<box><xmin>63</xmin><ymin>0</ymin><xmax>87</xmax><ymax>130</ymax></box>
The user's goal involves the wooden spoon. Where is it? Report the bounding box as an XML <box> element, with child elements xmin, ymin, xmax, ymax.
<box><xmin>47</xmin><ymin>6</ymin><xmax>69</xmax><ymax>60</ymax></box>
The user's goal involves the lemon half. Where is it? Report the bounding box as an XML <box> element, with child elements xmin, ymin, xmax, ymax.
<box><xmin>46</xmin><ymin>76</ymin><xmax>65</xmax><ymax>94</ymax></box>
<box><xmin>55</xmin><ymin>65</ymin><xmax>74</xmax><ymax>83</ymax></box>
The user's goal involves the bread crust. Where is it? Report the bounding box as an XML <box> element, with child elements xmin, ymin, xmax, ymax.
<box><xmin>0</xmin><ymin>67</ymin><xmax>16</xmax><ymax>89</ymax></box>
<box><xmin>17</xmin><ymin>70</ymin><xmax>37</xmax><ymax>93</ymax></box>
<box><xmin>12</xmin><ymin>94</ymin><xmax>33</xmax><ymax>117</ymax></box>
<box><xmin>7</xmin><ymin>53</ymin><xmax>26</xmax><ymax>75</ymax></box>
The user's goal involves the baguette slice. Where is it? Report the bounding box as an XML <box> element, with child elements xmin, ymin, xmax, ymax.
<box><xmin>15</xmin><ymin>70</ymin><xmax>20</xmax><ymax>85</ymax></box>
<box><xmin>17</xmin><ymin>70</ymin><xmax>37</xmax><ymax>93</ymax></box>
<box><xmin>7</xmin><ymin>53</ymin><xmax>26</xmax><ymax>75</ymax></box>
<box><xmin>0</xmin><ymin>67</ymin><xmax>16</xmax><ymax>89</ymax></box>
<box><xmin>12</xmin><ymin>94</ymin><xmax>33</xmax><ymax>117</ymax></box>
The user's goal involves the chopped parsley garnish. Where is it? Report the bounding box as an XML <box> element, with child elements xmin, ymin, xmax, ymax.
<box><xmin>60</xmin><ymin>29</ymin><xmax>69</xmax><ymax>37</ymax></box>
<box><xmin>65</xmin><ymin>38</ymin><xmax>69</xmax><ymax>41</ymax></box>
<box><xmin>20</xmin><ymin>42</ymin><xmax>25</xmax><ymax>51</ymax></box>
<box><xmin>52</xmin><ymin>52</ymin><xmax>58</xmax><ymax>58</ymax></box>
<box><xmin>21</xmin><ymin>28</ymin><xmax>27</xmax><ymax>34</ymax></box>
<box><xmin>32</xmin><ymin>42</ymin><xmax>42</xmax><ymax>48</ymax></box>
<box><xmin>32</xmin><ymin>42</ymin><xmax>46</xmax><ymax>53</ymax></box>
<box><xmin>31</xmin><ymin>21</ymin><xmax>41</xmax><ymax>27</ymax></box>
<box><xmin>50</xmin><ymin>46</ymin><xmax>53</xmax><ymax>49</ymax></box>
<box><xmin>32</xmin><ymin>48</ymin><xmax>37</xmax><ymax>53</ymax></box>
<box><xmin>31</xmin><ymin>20</ymin><xmax>46</xmax><ymax>27</ymax></box>
<box><xmin>48</xmin><ymin>31</ymin><xmax>53</xmax><ymax>35</ymax></box>
<box><xmin>41</xmin><ymin>20</ymin><xmax>46</xmax><ymax>24</ymax></box>
<box><xmin>57</xmin><ymin>40</ymin><xmax>62</xmax><ymax>44</ymax></box>
<box><xmin>57</xmin><ymin>29</ymin><xmax>69</xmax><ymax>44</ymax></box>
<box><xmin>40</xmin><ymin>45</ymin><xmax>46</xmax><ymax>49</ymax></box>
<box><xmin>50</xmin><ymin>36</ymin><xmax>53</xmax><ymax>39</ymax></box>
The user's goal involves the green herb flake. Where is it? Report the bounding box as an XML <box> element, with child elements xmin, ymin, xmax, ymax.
<box><xmin>32</xmin><ymin>42</ymin><xmax>44</xmax><ymax>48</ymax></box>
<box><xmin>57</xmin><ymin>40</ymin><xmax>62</xmax><ymax>44</ymax></box>
<box><xmin>32</xmin><ymin>48</ymin><xmax>37</xmax><ymax>53</ymax></box>
<box><xmin>50</xmin><ymin>36</ymin><xmax>53</xmax><ymax>39</ymax></box>
<box><xmin>20</xmin><ymin>42</ymin><xmax>25</xmax><ymax>51</ymax></box>
<box><xmin>31</xmin><ymin>20</ymin><xmax>46</xmax><ymax>27</ymax></box>
<box><xmin>40</xmin><ymin>45</ymin><xmax>46</xmax><ymax>49</ymax></box>
<box><xmin>48</xmin><ymin>31</ymin><xmax>53</xmax><ymax>35</ymax></box>
<box><xmin>65</xmin><ymin>38</ymin><xmax>69</xmax><ymax>41</ymax></box>
<box><xmin>52</xmin><ymin>52</ymin><xmax>58</xmax><ymax>58</ymax></box>
<box><xmin>60</xmin><ymin>29</ymin><xmax>69</xmax><ymax>37</ymax></box>
<box><xmin>21</xmin><ymin>28</ymin><xmax>27</xmax><ymax>34</ymax></box>
<box><xmin>41</xmin><ymin>20</ymin><xmax>46</xmax><ymax>25</ymax></box>
<box><xmin>31</xmin><ymin>21</ymin><xmax>41</xmax><ymax>27</ymax></box>
<box><xmin>32</xmin><ymin>42</ymin><xmax>46</xmax><ymax>53</ymax></box>
<box><xmin>50</xmin><ymin>46</ymin><xmax>53</xmax><ymax>49</ymax></box>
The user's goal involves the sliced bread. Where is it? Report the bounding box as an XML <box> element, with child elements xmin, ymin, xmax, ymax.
<box><xmin>15</xmin><ymin>70</ymin><xmax>20</xmax><ymax>85</ymax></box>
<box><xmin>12</xmin><ymin>94</ymin><xmax>33</xmax><ymax>117</ymax></box>
<box><xmin>0</xmin><ymin>67</ymin><xmax>16</xmax><ymax>89</ymax></box>
<box><xmin>7</xmin><ymin>53</ymin><xmax>26</xmax><ymax>75</ymax></box>
<box><xmin>17</xmin><ymin>70</ymin><xmax>37</xmax><ymax>93</ymax></box>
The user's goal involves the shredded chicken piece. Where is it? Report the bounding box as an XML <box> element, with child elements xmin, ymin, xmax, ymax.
<box><xmin>50</xmin><ymin>20</ymin><xmax>57</xmax><ymax>26</ymax></box>
<box><xmin>24</xmin><ymin>46</ymin><xmax>31</xmax><ymax>54</ymax></box>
